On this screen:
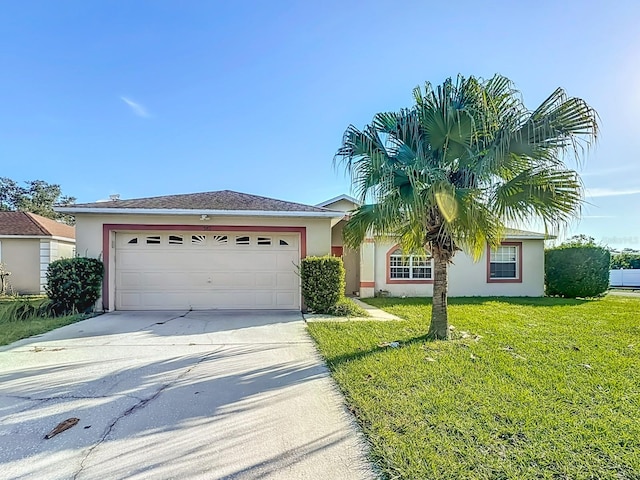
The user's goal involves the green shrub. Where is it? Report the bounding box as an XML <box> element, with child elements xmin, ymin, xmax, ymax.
<box><xmin>46</xmin><ymin>257</ymin><xmax>104</xmax><ymax>314</ymax></box>
<box><xmin>329</xmin><ymin>297</ymin><xmax>369</xmax><ymax>317</ymax></box>
<box><xmin>300</xmin><ymin>255</ymin><xmax>345</xmax><ymax>313</ymax></box>
<box><xmin>545</xmin><ymin>246</ymin><xmax>610</xmax><ymax>298</ymax></box>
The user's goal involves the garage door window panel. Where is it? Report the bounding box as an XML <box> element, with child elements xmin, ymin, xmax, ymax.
<box><xmin>235</xmin><ymin>236</ymin><xmax>251</xmax><ymax>245</ymax></box>
<box><xmin>211</xmin><ymin>235</ymin><xmax>228</xmax><ymax>245</ymax></box>
<box><xmin>191</xmin><ymin>235</ymin><xmax>206</xmax><ymax>245</ymax></box>
<box><xmin>169</xmin><ymin>235</ymin><xmax>183</xmax><ymax>245</ymax></box>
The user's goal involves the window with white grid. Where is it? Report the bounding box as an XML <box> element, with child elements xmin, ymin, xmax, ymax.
<box><xmin>389</xmin><ymin>249</ymin><xmax>432</xmax><ymax>280</ymax></box>
<box><xmin>489</xmin><ymin>245</ymin><xmax>518</xmax><ymax>279</ymax></box>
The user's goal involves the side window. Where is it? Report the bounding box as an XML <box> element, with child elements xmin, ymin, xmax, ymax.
<box><xmin>488</xmin><ymin>244</ymin><xmax>520</xmax><ymax>280</ymax></box>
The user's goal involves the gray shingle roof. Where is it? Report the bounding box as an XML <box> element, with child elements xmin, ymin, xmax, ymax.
<box><xmin>70</xmin><ymin>190</ymin><xmax>332</xmax><ymax>213</ymax></box>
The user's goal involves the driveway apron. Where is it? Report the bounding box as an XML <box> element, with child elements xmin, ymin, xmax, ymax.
<box><xmin>0</xmin><ymin>310</ymin><xmax>375</xmax><ymax>479</ymax></box>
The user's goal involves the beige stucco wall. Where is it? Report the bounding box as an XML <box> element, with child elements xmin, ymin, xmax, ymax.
<box><xmin>331</xmin><ymin>221</ymin><xmax>344</xmax><ymax>245</ymax></box>
<box><xmin>329</xmin><ymin>220</ymin><xmax>360</xmax><ymax>295</ymax></box>
<box><xmin>0</xmin><ymin>238</ymin><xmax>41</xmax><ymax>294</ymax></box>
<box><xmin>53</xmin><ymin>240</ymin><xmax>76</xmax><ymax>260</ymax></box>
<box><xmin>75</xmin><ymin>213</ymin><xmax>334</xmax><ymax>310</ymax></box>
<box><xmin>369</xmin><ymin>238</ymin><xmax>545</xmax><ymax>297</ymax></box>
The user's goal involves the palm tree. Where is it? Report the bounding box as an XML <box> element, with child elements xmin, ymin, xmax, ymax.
<box><xmin>336</xmin><ymin>75</ymin><xmax>598</xmax><ymax>339</ymax></box>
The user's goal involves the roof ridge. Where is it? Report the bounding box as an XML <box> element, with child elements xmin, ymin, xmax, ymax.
<box><xmin>68</xmin><ymin>190</ymin><xmax>334</xmax><ymax>212</ymax></box>
<box><xmin>222</xmin><ymin>190</ymin><xmax>330</xmax><ymax>210</ymax></box>
<box><xmin>23</xmin><ymin>212</ymin><xmax>50</xmax><ymax>236</ymax></box>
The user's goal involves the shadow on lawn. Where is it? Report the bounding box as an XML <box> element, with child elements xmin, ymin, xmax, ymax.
<box><xmin>323</xmin><ymin>296</ymin><xmax>596</xmax><ymax>368</ymax></box>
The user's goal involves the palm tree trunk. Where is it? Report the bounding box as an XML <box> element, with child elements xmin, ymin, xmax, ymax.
<box><xmin>429</xmin><ymin>248</ymin><xmax>450</xmax><ymax>339</ymax></box>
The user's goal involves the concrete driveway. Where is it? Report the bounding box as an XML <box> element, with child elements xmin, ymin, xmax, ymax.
<box><xmin>0</xmin><ymin>311</ymin><xmax>375</xmax><ymax>479</ymax></box>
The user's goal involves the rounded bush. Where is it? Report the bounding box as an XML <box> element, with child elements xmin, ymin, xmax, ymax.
<box><xmin>300</xmin><ymin>255</ymin><xmax>345</xmax><ymax>313</ymax></box>
<box><xmin>545</xmin><ymin>246</ymin><xmax>610</xmax><ymax>298</ymax></box>
<box><xmin>46</xmin><ymin>257</ymin><xmax>104</xmax><ymax>314</ymax></box>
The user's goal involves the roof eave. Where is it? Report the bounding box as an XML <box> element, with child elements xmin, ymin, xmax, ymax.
<box><xmin>55</xmin><ymin>207</ymin><xmax>343</xmax><ymax>218</ymax></box>
<box><xmin>504</xmin><ymin>234</ymin><xmax>554</xmax><ymax>240</ymax></box>
<box><xmin>316</xmin><ymin>194</ymin><xmax>361</xmax><ymax>208</ymax></box>
<box><xmin>0</xmin><ymin>234</ymin><xmax>75</xmax><ymax>241</ymax></box>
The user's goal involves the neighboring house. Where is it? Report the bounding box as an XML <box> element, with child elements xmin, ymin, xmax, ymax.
<box><xmin>0</xmin><ymin>212</ymin><xmax>76</xmax><ymax>294</ymax></box>
<box><xmin>58</xmin><ymin>190</ymin><xmax>547</xmax><ymax>312</ymax></box>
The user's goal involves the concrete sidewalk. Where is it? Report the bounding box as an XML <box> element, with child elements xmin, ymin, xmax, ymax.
<box><xmin>0</xmin><ymin>310</ymin><xmax>376</xmax><ymax>479</ymax></box>
<box><xmin>304</xmin><ymin>298</ymin><xmax>402</xmax><ymax>322</ymax></box>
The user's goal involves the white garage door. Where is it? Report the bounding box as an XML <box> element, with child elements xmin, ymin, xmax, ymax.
<box><xmin>115</xmin><ymin>231</ymin><xmax>300</xmax><ymax>310</ymax></box>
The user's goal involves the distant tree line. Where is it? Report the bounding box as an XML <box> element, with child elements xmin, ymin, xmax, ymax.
<box><xmin>0</xmin><ymin>177</ymin><xmax>75</xmax><ymax>225</ymax></box>
<box><xmin>610</xmin><ymin>250</ymin><xmax>640</xmax><ymax>269</ymax></box>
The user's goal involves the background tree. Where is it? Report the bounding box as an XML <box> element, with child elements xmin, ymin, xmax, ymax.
<box><xmin>336</xmin><ymin>74</ymin><xmax>598</xmax><ymax>339</ymax></box>
<box><xmin>0</xmin><ymin>178</ymin><xmax>76</xmax><ymax>225</ymax></box>
<box><xmin>611</xmin><ymin>249</ymin><xmax>640</xmax><ymax>269</ymax></box>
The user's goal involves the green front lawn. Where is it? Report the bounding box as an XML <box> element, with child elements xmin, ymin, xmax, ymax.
<box><xmin>0</xmin><ymin>298</ymin><xmax>86</xmax><ymax>346</ymax></box>
<box><xmin>308</xmin><ymin>296</ymin><xmax>640</xmax><ymax>479</ymax></box>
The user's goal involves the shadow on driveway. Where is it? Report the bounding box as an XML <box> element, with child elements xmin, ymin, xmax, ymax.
<box><xmin>0</xmin><ymin>310</ymin><xmax>374</xmax><ymax>480</ymax></box>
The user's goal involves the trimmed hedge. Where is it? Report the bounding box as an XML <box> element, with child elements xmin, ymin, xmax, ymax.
<box><xmin>545</xmin><ymin>246</ymin><xmax>610</xmax><ymax>298</ymax></box>
<box><xmin>300</xmin><ymin>255</ymin><xmax>345</xmax><ymax>313</ymax></box>
<box><xmin>46</xmin><ymin>257</ymin><xmax>104</xmax><ymax>314</ymax></box>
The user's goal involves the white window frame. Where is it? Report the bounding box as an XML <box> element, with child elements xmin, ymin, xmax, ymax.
<box><xmin>389</xmin><ymin>249</ymin><xmax>433</xmax><ymax>280</ymax></box>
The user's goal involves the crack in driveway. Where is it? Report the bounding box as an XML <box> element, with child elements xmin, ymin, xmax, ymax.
<box><xmin>71</xmin><ymin>349</ymin><xmax>220</xmax><ymax>480</ymax></box>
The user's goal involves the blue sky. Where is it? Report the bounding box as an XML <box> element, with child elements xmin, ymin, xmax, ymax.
<box><xmin>1</xmin><ymin>0</ymin><xmax>639</xmax><ymax>248</ymax></box>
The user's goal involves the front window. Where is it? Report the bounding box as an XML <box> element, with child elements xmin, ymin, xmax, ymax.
<box><xmin>489</xmin><ymin>245</ymin><xmax>518</xmax><ymax>279</ymax></box>
<box><xmin>389</xmin><ymin>249</ymin><xmax>433</xmax><ymax>280</ymax></box>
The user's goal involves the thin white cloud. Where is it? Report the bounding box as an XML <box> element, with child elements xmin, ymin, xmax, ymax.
<box><xmin>581</xmin><ymin>215</ymin><xmax>616</xmax><ymax>219</ymax></box>
<box><xmin>120</xmin><ymin>96</ymin><xmax>150</xmax><ymax>118</ymax></box>
<box><xmin>580</xmin><ymin>166</ymin><xmax>638</xmax><ymax>177</ymax></box>
<box><xmin>585</xmin><ymin>187</ymin><xmax>640</xmax><ymax>198</ymax></box>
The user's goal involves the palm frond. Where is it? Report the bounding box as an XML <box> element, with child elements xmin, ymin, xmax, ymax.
<box><xmin>336</xmin><ymin>74</ymin><xmax>597</xmax><ymax>262</ymax></box>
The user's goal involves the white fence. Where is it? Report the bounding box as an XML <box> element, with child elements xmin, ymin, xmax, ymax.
<box><xmin>610</xmin><ymin>269</ymin><xmax>640</xmax><ymax>287</ymax></box>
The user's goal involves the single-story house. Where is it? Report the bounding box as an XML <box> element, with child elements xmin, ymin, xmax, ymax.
<box><xmin>58</xmin><ymin>190</ymin><xmax>547</xmax><ymax>312</ymax></box>
<box><xmin>0</xmin><ymin>212</ymin><xmax>76</xmax><ymax>294</ymax></box>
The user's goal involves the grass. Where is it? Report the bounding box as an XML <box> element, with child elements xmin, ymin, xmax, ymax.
<box><xmin>329</xmin><ymin>297</ymin><xmax>370</xmax><ymax>317</ymax></box>
<box><xmin>0</xmin><ymin>297</ymin><xmax>87</xmax><ymax>346</ymax></box>
<box><xmin>307</xmin><ymin>295</ymin><xmax>640</xmax><ymax>479</ymax></box>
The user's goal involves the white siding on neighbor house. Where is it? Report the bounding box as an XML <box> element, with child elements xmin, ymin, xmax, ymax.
<box><xmin>39</xmin><ymin>239</ymin><xmax>53</xmax><ymax>293</ymax></box>
<box><xmin>610</xmin><ymin>269</ymin><xmax>640</xmax><ymax>287</ymax></box>
<box><xmin>39</xmin><ymin>239</ymin><xmax>76</xmax><ymax>293</ymax></box>
<box><xmin>369</xmin><ymin>239</ymin><xmax>545</xmax><ymax>297</ymax></box>
<box><xmin>75</xmin><ymin>213</ymin><xmax>334</xmax><ymax>311</ymax></box>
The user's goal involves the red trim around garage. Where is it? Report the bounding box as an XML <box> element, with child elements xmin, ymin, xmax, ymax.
<box><xmin>101</xmin><ymin>224</ymin><xmax>307</xmax><ymax>311</ymax></box>
<box><xmin>486</xmin><ymin>241</ymin><xmax>523</xmax><ymax>283</ymax></box>
<box><xmin>385</xmin><ymin>244</ymin><xmax>434</xmax><ymax>285</ymax></box>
